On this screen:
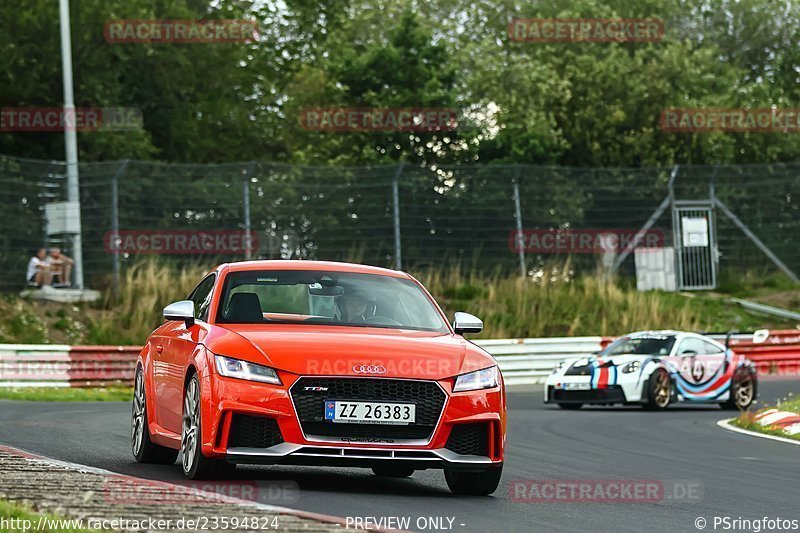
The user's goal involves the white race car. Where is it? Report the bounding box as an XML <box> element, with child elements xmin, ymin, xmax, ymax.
<box><xmin>545</xmin><ymin>330</ymin><xmax>761</xmax><ymax>410</ymax></box>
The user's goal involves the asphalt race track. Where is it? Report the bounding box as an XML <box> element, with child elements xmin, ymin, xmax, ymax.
<box><xmin>1</xmin><ymin>378</ymin><xmax>798</xmax><ymax>532</ymax></box>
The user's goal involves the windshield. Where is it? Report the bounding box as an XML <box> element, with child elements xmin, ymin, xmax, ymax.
<box><xmin>216</xmin><ymin>270</ymin><xmax>448</xmax><ymax>332</ymax></box>
<box><xmin>600</xmin><ymin>335</ymin><xmax>676</xmax><ymax>356</ymax></box>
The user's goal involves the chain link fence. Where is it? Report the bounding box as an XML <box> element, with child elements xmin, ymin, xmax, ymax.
<box><xmin>1</xmin><ymin>154</ymin><xmax>798</xmax><ymax>292</ymax></box>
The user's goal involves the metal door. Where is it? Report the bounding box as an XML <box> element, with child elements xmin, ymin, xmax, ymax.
<box><xmin>672</xmin><ymin>203</ymin><xmax>718</xmax><ymax>290</ymax></box>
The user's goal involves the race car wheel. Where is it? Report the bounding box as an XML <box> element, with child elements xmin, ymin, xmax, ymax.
<box><xmin>181</xmin><ymin>374</ymin><xmax>236</xmax><ymax>479</ymax></box>
<box><xmin>644</xmin><ymin>368</ymin><xmax>671</xmax><ymax>410</ymax></box>
<box><xmin>371</xmin><ymin>465</ymin><xmax>415</xmax><ymax>478</ymax></box>
<box><xmin>132</xmin><ymin>367</ymin><xmax>179</xmax><ymax>464</ymax></box>
<box><xmin>557</xmin><ymin>403</ymin><xmax>583</xmax><ymax>410</ymax></box>
<box><xmin>444</xmin><ymin>465</ymin><xmax>503</xmax><ymax>495</ymax></box>
<box><xmin>721</xmin><ymin>368</ymin><xmax>757</xmax><ymax>410</ymax></box>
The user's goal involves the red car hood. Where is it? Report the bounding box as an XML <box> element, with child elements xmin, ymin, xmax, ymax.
<box><xmin>204</xmin><ymin>324</ymin><xmax>493</xmax><ymax>380</ymax></box>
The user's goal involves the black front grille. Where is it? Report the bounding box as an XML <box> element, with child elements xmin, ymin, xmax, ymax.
<box><xmin>445</xmin><ymin>423</ymin><xmax>489</xmax><ymax>456</ymax></box>
<box><xmin>550</xmin><ymin>385</ymin><xmax>626</xmax><ymax>403</ymax></box>
<box><xmin>291</xmin><ymin>378</ymin><xmax>446</xmax><ymax>441</ymax></box>
<box><xmin>565</xmin><ymin>363</ymin><xmax>593</xmax><ymax>376</ymax></box>
<box><xmin>228</xmin><ymin>414</ymin><xmax>284</xmax><ymax>448</ymax></box>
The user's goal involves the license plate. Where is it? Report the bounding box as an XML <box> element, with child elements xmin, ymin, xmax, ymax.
<box><xmin>324</xmin><ymin>400</ymin><xmax>416</xmax><ymax>425</ymax></box>
<box><xmin>562</xmin><ymin>383</ymin><xmax>591</xmax><ymax>391</ymax></box>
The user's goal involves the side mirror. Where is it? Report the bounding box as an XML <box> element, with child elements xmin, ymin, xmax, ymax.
<box><xmin>753</xmin><ymin>329</ymin><xmax>770</xmax><ymax>344</ymax></box>
<box><xmin>163</xmin><ymin>300</ymin><xmax>195</xmax><ymax>326</ymax></box>
<box><xmin>453</xmin><ymin>312</ymin><xmax>482</xmax><ymax>335</ymax></box>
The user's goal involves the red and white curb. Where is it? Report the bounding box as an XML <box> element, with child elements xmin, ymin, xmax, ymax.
<box><xmin>717</xmin><ymin>415</ymin><xmax>800</xmax><ymax>446</ymax></box>
<box><xmin>753</xmin><ymin>408</ymin><xmax>800</xmax><ymax>436</ymax></box>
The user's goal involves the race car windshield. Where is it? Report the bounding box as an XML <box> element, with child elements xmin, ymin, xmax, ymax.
<box><xmin>600</xmin><ymin>336</ymin><xmax>676</xmax><ymax>356</ymax></box>
<box><xmin>216</xmin><ymin>270</ymin><xmax>448</xmax><ymax>332</ymax></box>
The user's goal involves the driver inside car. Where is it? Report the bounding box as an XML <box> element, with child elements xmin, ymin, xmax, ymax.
<box><xmin>337</xmin><ymin>291</ymin><xmax>375</xmax><ymax>323</ymax></box>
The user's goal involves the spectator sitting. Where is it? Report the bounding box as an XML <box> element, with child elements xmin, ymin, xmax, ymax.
<box><xmin>26</xmin><ymin>248</ymin><xmax>52</xmax><ymax>287</ymax></box>
<box><xmin>46</xmin><ymin>247</ymin><xmax>73</xmax><ymax>288</ymax></box>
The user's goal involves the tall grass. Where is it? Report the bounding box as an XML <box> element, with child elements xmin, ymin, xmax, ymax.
<box><xmin>416</xmin><ymin>262</ymin><xmax>702</xmax><ymax>338</ymax></box>
<box><xmin>82</xmin><ymin>258</ymin><xmax>776</xmax><ymax>345</ymax></box>
<box><xmin>89</xmin><ymin>260</ymin><xmax>210</xmax><ymax>344</ymax></box>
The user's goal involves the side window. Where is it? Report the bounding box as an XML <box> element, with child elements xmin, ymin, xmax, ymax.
<box><xmin>189</xmin><ymin>275</ymin><xmax>216</xmax><ymax>322</ymax></box>
<box><xmin>677</xmin><ymin>337</ymin><xmax>705</xmax><ymax>356</ymax></box>
<box><xmin>702</xmin><ymin>340</ymin><xmax>724</xmax><ymax>355</ymax></box>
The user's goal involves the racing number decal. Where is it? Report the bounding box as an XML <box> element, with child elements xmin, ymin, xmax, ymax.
<box><xmin>690</xmin><ymin>357</ymin><xmax>705</xmax><ymax>382</ymax></box>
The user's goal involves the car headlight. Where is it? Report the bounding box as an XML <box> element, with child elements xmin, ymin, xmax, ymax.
<box><xmin>552</xmin><ymin>361</ymin><xmax>567</xmax><ymax>374</ymax></box>
<box><xmin>453</xmin><ymin>366</ymin><xmax>499</xmax><ymax>392</ymax></box>
<box><xmin>214</xmin><ymin>355</ymin><xmax>282</xmax><ymax>385</ymax></box>
<box><xmin>621</xmin><ymin>361</ymin><xmax>640</xmax><ymax>374</ymax></box>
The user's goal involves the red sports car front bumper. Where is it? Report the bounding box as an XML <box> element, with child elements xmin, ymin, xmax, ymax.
<box><xmin>199</xmin><ymin>369</ymin><xmax>505</xmax><ymax>471</ymax></box>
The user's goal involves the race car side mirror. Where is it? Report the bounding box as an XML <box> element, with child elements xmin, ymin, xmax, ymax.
<box><xmin>453</xmin><ymin>312</ymin><xmax>483</xmax><ymax>335</ymax></box>
<box><xmin>163</xmin><ymin>300</ymin><xmax>195</xmax><ymax>327</ymax></box>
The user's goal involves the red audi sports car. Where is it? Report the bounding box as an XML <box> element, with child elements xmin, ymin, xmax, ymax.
<box><xmin>132</xmin><ymin>261</ymin><xmax>505</xmax><ymax>494</ymax></box>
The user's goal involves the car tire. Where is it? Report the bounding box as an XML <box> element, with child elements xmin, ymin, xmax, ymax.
<box><xmin>371</xmin><ymin>465</ymin><xmax>415</xmax><ymax>478</ymax></box>
<box><xmin>444</xmin><ymin>465</ymin><xmax>503</xmax><ymax>495</ymax></box>
<box><xmin>181</xmin><ymin>374</ymin><xmax>236</xmax><ymax>480</ymax></box>
<box><xmin>721</xmin><ymin>367</ymin><xmax>757</xmax><ymax>410</ymax></box>
<box><xmin>132</xmin><ymin>367</ymin><xmax>179</xmax><ymax>464</ymax></box>
<box><xmin>643</xmin><ymin>368</ymin><xmax>671</xmax><ymax>410</ymax></box>
<box><xmin>557</xmin><ymin>403</ymin><xmax>582</xmax><ymax>410</ymax></box>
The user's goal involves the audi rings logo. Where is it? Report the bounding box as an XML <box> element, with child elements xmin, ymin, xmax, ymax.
<box><xmin>353</xmin><ymin>364</ymin><xmax>387</xmax><ymax>374</ymax></box>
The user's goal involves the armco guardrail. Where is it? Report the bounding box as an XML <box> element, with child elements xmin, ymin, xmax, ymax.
<box><xmin>0</xmin><ymin>345</ymin><xmax>140</xmax><ymax>387</ymax></box>
<box><xmin>475</xmin><ymin>337</ymin><xmax>613</xmax><ymax>386</ymax></box>
<box><xmin>0</xmin><ymin>331</ymin><xmax>797</xmax><ymax>387</ymax></box>
<box><xmin>0</xmin><ymin>337</ymin><xmax>612</xmax><ymax>387</ymax></box>
<box><xmin>709</xmin><ymin>331</ymin><xmax>800</xmax><ymax>375</ymax></box>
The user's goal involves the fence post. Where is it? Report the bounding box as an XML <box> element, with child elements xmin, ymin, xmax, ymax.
<box><xmin>392</xmin><ymin>163</ymin><xmax>405</xmax><ymax>270</ymax></box>
<box><xmin>110</xmin><ymin>159</ymin><xmax>129</xmax><ymax>300</ymax></box>
<box><xmin>512</xmin><ymin>168</ymin><xmax>526</xmax><ymax>277</ymax></box>
<box><xmin>243</xmin><ymin>161</ymin><xmax>256</xmax><ymax>259</ymax></box>
<box><xmin>611</xmin><ymin>165</ymin><xmax>678</xmax><ymax>275</ymax></box>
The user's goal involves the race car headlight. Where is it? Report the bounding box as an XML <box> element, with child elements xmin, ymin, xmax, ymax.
<box><xmin>621</xmin><ymin>361</ymin><xmax>640</xmax><ymax>374</ymax></box>
<box><xmin>453</xmin><ymin>366</ymin><xmax>499</xmax><ymax>392</ymax></box>
<box><xmin>552</xmin><ymin>361</ymin><xmax>567</xmax><ymax>374</ymax></box>
<box><xmin>214</xmin><ymin>355</ymin><xmax>282</xmax><ymax>385</ymax></box>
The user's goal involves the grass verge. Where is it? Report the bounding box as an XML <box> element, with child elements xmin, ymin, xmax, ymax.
<box><xmin>0</xmin><ymin>387</ymin><xmax>132</xmax><ymax>402</ymax></box>
<box><xmin>732</xmin><ymin>394</ymin><xmax>800</xmax><ymax>442</ymax></box>
<box><xmin>0</xmin><ymin>499</ymin><xmax>98</xmax><ymax>532</ymax></box>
